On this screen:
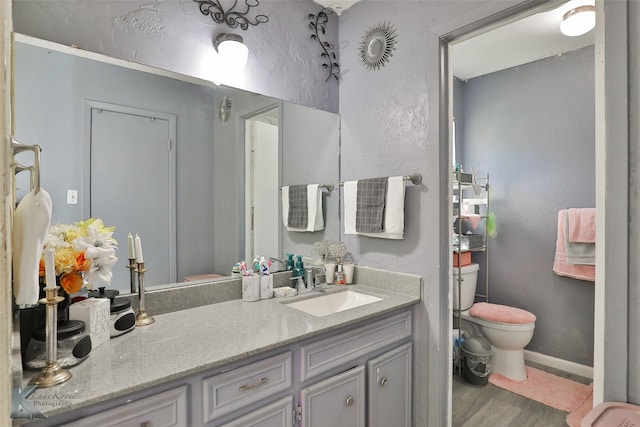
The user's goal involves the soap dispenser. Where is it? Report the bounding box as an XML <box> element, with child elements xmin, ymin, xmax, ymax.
<box><xmin>285</xmin><ymin>253</ymin><xmax>294</xmax><ymax>271</ymax></box>
<box><xmin>293</xmin><ymin>255</ymin><xmax>305</xmax><ymax>278</ymax></box>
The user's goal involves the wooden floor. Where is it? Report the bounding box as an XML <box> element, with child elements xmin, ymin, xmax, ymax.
<box><xmin>452</xmin><ymin>362</ymin><xmax>592</xmax><ymax>427</ymax></box>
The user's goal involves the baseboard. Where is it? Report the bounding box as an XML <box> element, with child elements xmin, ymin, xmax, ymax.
<box><xmin>524</xmin><ymin>350</ymin><xmax>593</xmax><ymax>379</ymax></box>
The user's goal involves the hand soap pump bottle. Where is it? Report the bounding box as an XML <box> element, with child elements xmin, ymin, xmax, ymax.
<box><xmin>285</xmin><ymin>253</ymin><xmax>294</xmax><ymax>271</ymax></box>
<box><xmin>293</xmin><ymin>255</ymin><xmax>305</xmax><ymax>278</ymax></box>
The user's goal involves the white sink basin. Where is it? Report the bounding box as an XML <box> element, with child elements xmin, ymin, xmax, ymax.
<box><xmin>283</xmin><ymin>290</ymin><xmax>383</xmax><ymax>317</ymax></box>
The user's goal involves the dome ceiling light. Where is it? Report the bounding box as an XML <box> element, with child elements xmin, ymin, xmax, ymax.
<box><xmin>560</xmin><ymin>4</ymin><xmax>596</xmax><ymax>37</ymax></box>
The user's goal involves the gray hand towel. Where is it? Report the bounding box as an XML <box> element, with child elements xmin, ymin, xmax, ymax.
<box><xmin>287</xmin><ymin>185</ymin><xmax>308</xmax><ymax>229</ymax></box>
<box><xmin>356</xmin><ymin>177</ymin><xmax>388</xmax><ymax>233</ymax></box>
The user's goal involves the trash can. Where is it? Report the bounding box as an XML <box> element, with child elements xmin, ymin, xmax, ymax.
<box><xmin>461</xmin><ymin>336</ymin><xmax>493</xmax><ymax>385</ymax></box>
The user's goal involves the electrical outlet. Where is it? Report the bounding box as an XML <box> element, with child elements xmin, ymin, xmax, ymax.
<box><xmin>67</xmin><ymin>190</ymin><xmax>78</xmax><ymax>205</ymax></box>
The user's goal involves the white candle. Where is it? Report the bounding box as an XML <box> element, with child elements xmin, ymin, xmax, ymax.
<box><xmin>44</xmin><ymin>247</ymin><xmax>56</xmax><ymax>289</ymax></box>
<box><xmin>127</xmin><ymin>232</ymin><xmax>135</xmax><ymax>259</ymax></box>
<box><xmin>134</xmin><ymin>234</ymin><xmax>144</xmax><ymax>263</ymax></box>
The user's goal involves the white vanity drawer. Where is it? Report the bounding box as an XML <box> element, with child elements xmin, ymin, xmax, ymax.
<box><xmin>218</xmin><ymin>395</ymin><xmax>294</xmax><ymax>427</ymax></box>
<box><xmin>64</xmin><ymin>385</ymin><xmax>188</xmax><ymax>427</ymax></box>
<box><xmin>202</xmin><ymin>351</ymin><xmax>293</xmax><ymax>423</ymax></box>
<box><xmin>300</xmin><ymin>311</ymin><xmax>412</xmax><ymax>382</ymax></box>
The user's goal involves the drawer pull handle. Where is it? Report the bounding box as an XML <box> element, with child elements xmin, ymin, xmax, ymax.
<box><xmin>345</xmin><ymin>396</ymin><xmax>354</xmax><ymax>407</ymax></box>
<box><xmin>239</xmin><ymin>377</ymin><xmax>269</xmax><ymax>391</ymax></box>
<box><xmin>140</xmin><ymin>422</ymin><xmax>152</xmax><ymax>427</ymax></box>
<box><xmin>380</xmin><ymin>377</ymin><xmax>388</xmax><ymax>387</ymax></box>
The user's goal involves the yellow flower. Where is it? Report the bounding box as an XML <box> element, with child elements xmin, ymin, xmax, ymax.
<box><xmin>53</xmin><ymin>247</ymin><xmax>78</xmax><ymax>275</ymax></box>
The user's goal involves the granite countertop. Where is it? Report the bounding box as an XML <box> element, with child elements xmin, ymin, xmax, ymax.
<box><xmin>19</xmin><ymin>280</ymin><xmax>421</xmax><ymax>420</ymax></box>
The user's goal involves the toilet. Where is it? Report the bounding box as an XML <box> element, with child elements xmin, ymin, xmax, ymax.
<box><xmin>454</xmin><ymin>263</ymin><xmax>536</xmax><ymax>381</ymax></box>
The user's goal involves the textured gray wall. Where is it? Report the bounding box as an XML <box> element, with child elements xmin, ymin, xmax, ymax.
<box><xmin>460</xmin><ymin>46</ymin><xmax>595</xmax><ymax>366</ymax></box>
<box><xmin>13</xmin><ymin>0</ymin><xmax>339</xmax><ymax>113</ymax></box>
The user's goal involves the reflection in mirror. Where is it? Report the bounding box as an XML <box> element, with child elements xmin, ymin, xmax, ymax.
<box><xmin>14</xmin><ymin>34</ymin><xmax>340</xmax><ymax>294</ymax></box>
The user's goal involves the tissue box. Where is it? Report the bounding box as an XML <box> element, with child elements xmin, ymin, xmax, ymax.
<box><xmin>453</xmin><ymin>234</ymin><xmax>484</xmax><ymax>251</ymax></box>
<box><xmin>453</xmin><ymin>251</ymin><xmax>471</xmax><ymax>267</ymax></box>
<box><xmin>69</xmin><ymin>298</ymin><xmax>110</xmax><ymax>349</ymax></box>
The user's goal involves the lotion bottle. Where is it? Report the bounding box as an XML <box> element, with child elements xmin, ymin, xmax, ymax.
<box><xmin>335</xmin><ymin>263</ymin><xmax>346</xmax><ymax>285</ymax></box>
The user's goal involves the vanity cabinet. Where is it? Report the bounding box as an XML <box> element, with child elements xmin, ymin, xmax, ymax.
<box><xmin>201</xmin><ymin>351</ymin><xmax>292</xmax><ymax>423</ymax></box>
<box><xmin>367</xmin><ymin>342</ymin><xmax>413</xmax><ymax>427</ymax></box>
<box><xmin>299</xmin><ymin>366</ymin><xmax>366</xmax><ymax>427</ymax></box>
<box><xmin>23</xmin><ymin>309</ymin><xmax>414</xmax><ymax>427</ymax></box>
<box><xmin>63</xmin><ymin>385</ymin><xmax>188</xmax><ymax>427</ymax></box>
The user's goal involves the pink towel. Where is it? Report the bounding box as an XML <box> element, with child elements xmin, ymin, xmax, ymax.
<box><xmin>553</xmin><ymin>210</ymin><xmax>595</xmax><ymax>282</ymax></box>
<box><xmin>568</xmin><ymin>208</ymin><xmax>596</xmax><ymax>243</ymax></box>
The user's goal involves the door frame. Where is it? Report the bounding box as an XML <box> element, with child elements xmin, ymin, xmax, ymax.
<box><xmin>239</xmin><ymin>102</ymin><xmax>281</xmax><ymax>262</ymax></box>
<box><xmin>83</xmin><ymin>100</ymin><xmax>178</xmax><ymax>285</ymax></box>
<box><xmin>439</xmin><ymin>0</ymin><xmax>625</xmax><ymax>420</ymax></box>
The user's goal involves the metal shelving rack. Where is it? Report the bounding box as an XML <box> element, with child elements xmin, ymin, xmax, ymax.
<box><xmin>453</xmin><ymin>170</ymin><xmax>489</xmax><ymax>375</ymax></box>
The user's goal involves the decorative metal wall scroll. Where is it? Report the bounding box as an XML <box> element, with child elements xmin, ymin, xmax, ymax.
<box><xmin>359</xmin><ymin>22</ymin><xmax>397</xmax><ymax>71</ymax></box>
<box><xmin>308</xmin><ymin>8</ymin><xmax>340</xmax><ymax>81</ymax></box>
<box><xmin>194</xmin><ymin>0</ymin><xmax>269</xmax><ymax>30</ymax></box>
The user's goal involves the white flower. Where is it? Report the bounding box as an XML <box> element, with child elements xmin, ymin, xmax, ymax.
<box><xmin>72</xmin><ymin>224</ymin><xmax>117</xmax><ymax>253</ymax></box>
<box><xmin>84</xmin><ymin>253</ymin><xmax>118</xmax><ymax>286</ymax></box>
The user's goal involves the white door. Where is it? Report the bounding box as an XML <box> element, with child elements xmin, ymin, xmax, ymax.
<box><xmin>245</xmin><ymin>114</ymin><xmax>279</xmax><ymax>262</ymax></box>
<box><xmin>89</xmin><ymin>103</ymin><xmax>176</xmax><ymax>292</ymax></box>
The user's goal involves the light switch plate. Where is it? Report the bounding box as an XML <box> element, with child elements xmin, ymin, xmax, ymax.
<box><xmin>67</xmin><ymin>190</ymin><xmax>78</xmax><ymax>205</ymax></box>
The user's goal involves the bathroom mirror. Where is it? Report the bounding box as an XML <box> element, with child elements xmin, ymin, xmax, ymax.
<box><xmin>13</xmin><ymin>34</ymin><xmax>340</xmax><ymax>294</ymax></box>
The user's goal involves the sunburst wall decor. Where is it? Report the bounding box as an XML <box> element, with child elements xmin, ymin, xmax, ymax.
<box><xmin>359</xmin><ymin>22</ymin><xmax>397</xmax><ymax>71</ymax></box>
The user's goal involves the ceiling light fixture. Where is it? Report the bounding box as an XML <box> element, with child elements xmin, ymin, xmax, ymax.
<box><xmin>214</xmin><ymin>33</ymin><xmax>249</xmax><ymax>70</ymax></box>
<box><xmin>560</xmin><ymin>4</ymin><xmax>595</xmax><ymax>37</ymax></box>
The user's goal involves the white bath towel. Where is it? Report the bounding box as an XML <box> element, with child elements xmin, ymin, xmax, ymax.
<box><xmin>344</xmin><ymin>176</ymin><xmax>405</xmax><ymax>239</ymax></box>
<box><xmin>281</xmin><ymin>184</ymin><xmax>324</xmax><ymax>232</ymax></box>
<box><xmin>13</xmin><ymin>189</ymin><xmax>52</xmax><ymax>307</ymax></box>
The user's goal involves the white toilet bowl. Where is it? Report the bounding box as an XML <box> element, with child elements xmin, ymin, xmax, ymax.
<box><xmin>460</xmin><ymin>303</ymin><xmax>536</xmax><ymax>381</ymax></box>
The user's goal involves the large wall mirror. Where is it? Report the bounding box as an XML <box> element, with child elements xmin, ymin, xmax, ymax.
<box><xmin>13</xmin><ymin>34</ymin><xmax>340</xmax><ymax>294</ymax></box>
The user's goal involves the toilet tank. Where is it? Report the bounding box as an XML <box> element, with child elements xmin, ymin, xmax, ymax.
<box><xmin>453</xmin><ymin>263</ymin><xmax>479</xmax><ymax>311</ymax></box>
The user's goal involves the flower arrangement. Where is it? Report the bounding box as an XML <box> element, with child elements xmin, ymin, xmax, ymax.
<box><xmin>40</xmin><ymin>218</ymin><xmax>118</xmax><ymax>294</ymax></box>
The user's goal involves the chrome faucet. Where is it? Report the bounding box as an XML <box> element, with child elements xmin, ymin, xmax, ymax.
<box><xmin>269</xmin><ymin>257</ymin><xmax>286</xmax><ymax>272</ymax></box>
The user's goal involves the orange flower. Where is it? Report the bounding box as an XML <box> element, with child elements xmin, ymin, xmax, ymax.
<box><xmin>59</xmin><ymin>272</ymin><xmax>83</xmax><ymax>294</ymax></box>
<box><xmin>75</xmin><ymin>252</ymin><xmax>90</xmax><ymax>272</ymax></box>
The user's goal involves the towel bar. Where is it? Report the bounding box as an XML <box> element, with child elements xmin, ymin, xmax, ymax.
<box><xmin>12</xmin><ymin>138</ymin><xmax>42</xmax><ymax>194</ymax></box>
<box><xmin>280</xmin><ymin>183</ymin><xmax>335</xmax><ymax>192</ymax></box>
<box><xmin>339</xmin><ymin>173</ymin><xmax>422</xmax><ymax>187</ymax></box>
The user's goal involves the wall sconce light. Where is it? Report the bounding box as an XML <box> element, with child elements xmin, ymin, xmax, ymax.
<box><xmin>214</xmin><ymin>33</ymin><xmax>249</xmax><ymax>70</ymax></box>
<box><xmin>560</xmin><ymin>4</ymin><xmax>595</xmax><ymax>37</ymax></box>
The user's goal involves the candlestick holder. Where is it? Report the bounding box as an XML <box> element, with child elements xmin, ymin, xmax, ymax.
<box><xmin>30</xmin><ymin>287</ymin><xmax>72</xmax><ymax>387</ymax></box>
<box><xmin>127</xmin><ymin>258</ymin><xmax>137</xmax><ymax>294</ymax></box>
<box><xmin>135</xmin><ymin>262</ymin><xmax>155</xmax><ymax>326</ymax></box>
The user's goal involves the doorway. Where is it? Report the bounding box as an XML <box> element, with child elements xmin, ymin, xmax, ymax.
<box><xmin>443</xmin><ymin>3</ymin><xmax>598</xmax><ymax>422</ymax></box>
<box><xmin>244</xmin><ymin>107</ymin><xmax>280</xmax><ymax>263</ymax></box>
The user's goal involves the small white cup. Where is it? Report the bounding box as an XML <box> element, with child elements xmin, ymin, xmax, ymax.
<box><xmin>343</xmin><ymin>263</ymin><xmax>355</xmax><ymax>284</ymax></box>
<box><xmin>260</xmin><ymin>275</ymin><xmax>273</xmax><ymax>299</ymax></box>
<box><xmin>324</xmin><ymin>263</ymin><xmax>336</xmax><ymax>284</ymax></box>
<box><xmin>242</xmin><ymin>275</ymin><xmax>260</xmax><ymax>302</ymax></box>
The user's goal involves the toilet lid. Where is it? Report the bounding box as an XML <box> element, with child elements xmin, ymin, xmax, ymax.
<box><xmin>469</xmin><ymin>302</ymin><xmax>536</xmax><ymax>324</ymax></box>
